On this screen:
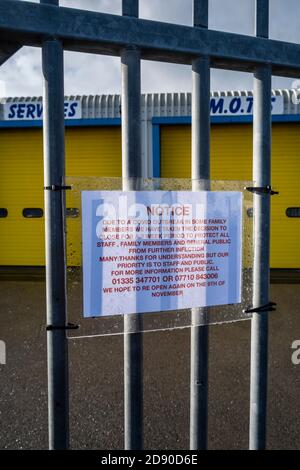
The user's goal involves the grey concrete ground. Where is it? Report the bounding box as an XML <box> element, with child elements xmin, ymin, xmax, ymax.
<box><xmin>0</xmin><ymin>279</ymin><xmax>299</xmax><ymax>449</ymax></box>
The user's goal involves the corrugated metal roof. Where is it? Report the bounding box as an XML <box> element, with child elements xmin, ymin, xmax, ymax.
<box><xmin>1</xmin><ymin>89</ymin><xmax>300</xmax><ymax>118</ymax></box>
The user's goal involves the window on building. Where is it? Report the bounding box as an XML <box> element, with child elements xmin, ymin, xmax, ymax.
<box><xmin>23</xmin><ymin>208</ymin><xmax>44</xmax><ymax>218</ymax></box>
<box><xmin>0</xmin><ymin>208</ymin><xmax>8</xmax><ymax>218</ymax></box>
<box><xmin>286</xmin><ymin>207</ymin><xmax>300</xmax><ymax>218</ymax></box>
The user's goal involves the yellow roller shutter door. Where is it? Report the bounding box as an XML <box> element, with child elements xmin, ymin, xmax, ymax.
<box><xmin>0</xmin><ymin>126</ymin><xmax>121</xmax><ymax>266</ymax></box>
<box><xmin>271</xmin><ymin>125</ymin><xmax>300</xmax><ymax>269</ymax></box>
<box><xmin>160</xmin><ymin>123</ymin><xmax>300</xmax><ymax>269</ymax></box>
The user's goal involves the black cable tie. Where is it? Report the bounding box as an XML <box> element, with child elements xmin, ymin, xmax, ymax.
<box><xmin>245</xmin><ymin>185</ymin><xmax>279</xmax><ymax>196</ymax></box>
<box><xmin>44</xmin><ymin>185</ymin><xmax>72</xmax><ymax>191</ymax></box>
<box><xmin>243</xmin><ymin>301</ymin><xmax>277</xmax><ymax>314</ymax></box>
<box><xmin>46</xmin><ymin>322</ymin><xmax>79</xmax><ymax>331</ymax></box>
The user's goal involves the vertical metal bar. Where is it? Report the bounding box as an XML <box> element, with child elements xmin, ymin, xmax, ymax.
<box><xmin>193</xmin><ymin>0</ymin><xmax>208</xmax><ymax>28</ymax></box>
<box><xmin>122</xmin><ymin>0</ymin><xmax>138</xmax><ymax>17</ymax></box>
<box><xmin>121</xmin><ymin>0</ymin><xmax>143</xmax><ymax>451</ymax></box>
<box><xmin>41</xmin><ymin>0</ymin><xmax>68</xmax><ymax>451</ymax></box>
<box><xmin>121</xmin><ymin>48</ymin><xmax>142</xmax><ymax>182</ymax></box>
<box><xmin>192</xmin><ymin>57</ymin><xmax>210</xmax><ymax>183</ymax></box>
<box><xmin>249</xmin><ymin>0</ymin><xmax>271</xmax><ymax>450</ymax></box>
<box><xmin>256</xmin><ymin>0</ymin><xmax>269</xmax><ymax>38</ymax></box>
<box><xmin>42</xmin><ymin>35</ymin><xmax>69</xmax><ymax>448</ymax></box>
<box><xmin>190</xmin><ymin>0</ymin><xmax>210</xmax><ymax>451</ymax></box>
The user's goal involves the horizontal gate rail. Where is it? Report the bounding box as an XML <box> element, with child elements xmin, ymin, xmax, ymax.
<box><xmin>0</xmin><ymin>1</ymin><xmax>299</xmax><ymax>76</ymax></box>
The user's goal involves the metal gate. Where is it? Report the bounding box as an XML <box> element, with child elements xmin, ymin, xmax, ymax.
<box><xmin>0</xmin><ymin>0</ymin><xmax>298</xmax><ymax>450</ymax></box>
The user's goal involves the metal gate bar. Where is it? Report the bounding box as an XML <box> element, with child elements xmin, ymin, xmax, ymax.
<box><xmin>1</xmin><ymin>1</ymin><xmax>300</xmax><ymax>76</ymax></box>
<box><xmin>121</xmin><ymin>1</ymin><xmax>143</xmax><ymax>451</ymax></box>
<box><xmin>41</xmin><ymin>0</ymin><xmax>69</xmax><ymax>450</ymax></box>
<box><xmin>249</xmin><ymin>0</ymin><xmax>271</xmax><ymax>450</ymax></box>
<box><xmin>190</xmin><ymin>0</ymin><xmax>210</xmax><ymax>451</ymax></box>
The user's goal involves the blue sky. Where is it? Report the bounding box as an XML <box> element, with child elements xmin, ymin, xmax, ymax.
<box><xmin>0</xmin><ymin>0</ymin><xmax>299</xmax><ymax>97</ymax></box>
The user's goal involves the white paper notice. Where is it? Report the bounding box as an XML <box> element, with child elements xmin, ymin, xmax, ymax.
<box><xmin>82</xmin><ymin>191</ymin><xmax>243</xmax><ymax>317</ymax></box>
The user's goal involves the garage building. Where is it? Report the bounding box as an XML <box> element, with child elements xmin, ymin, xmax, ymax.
<box><xmin>0</xmin><ymin>89</ymin><xmax>299</xmax><ymax>269</ymax></box>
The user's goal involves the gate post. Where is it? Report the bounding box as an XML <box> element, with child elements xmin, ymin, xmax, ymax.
<box><xmin>190</xmin><ymin>0</ymin><xmax>210</xmax><ymax>450</ymax></box>
<box><xmin>42</xmin><ymin>36</ymin><xmax>69</xmax><ymax>450</ymax></box>
<box><xmin>41</xmin><ymin>0</ymin><xmax>69</xmax><ymax>451</ymax></box>
<box><xmin>121</xmin><ymin>0</ymin><xmax>143</xmax><ymax>451</ymax></box>
<box><xmin>249</xmin><ymin>0</ymin><xmax>271</xmax><ymax>450</ymax></box>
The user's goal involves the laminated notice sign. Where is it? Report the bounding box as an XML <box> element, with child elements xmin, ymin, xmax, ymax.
<box><xmin>82</xmin><ymin>191</ymin><xmax>243</xmax><ymax>317</ymax></box>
